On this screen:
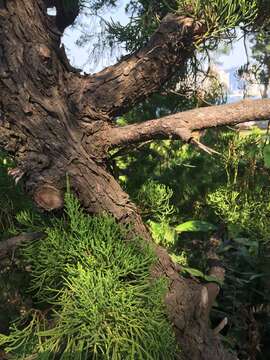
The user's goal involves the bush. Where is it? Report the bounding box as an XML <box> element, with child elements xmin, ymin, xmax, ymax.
<box><xmin>0</xmin><ymin>192</ymin><xmax>177</xmax><ymax>359</ymax></box>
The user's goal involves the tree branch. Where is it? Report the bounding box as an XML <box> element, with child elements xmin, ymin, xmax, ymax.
<box><xmin>196</xmin><ymin>234</ymin><xmax>225</xmax><ymax>321</ymax></box>
<box><xmin>0</xmin><ymin>232</ymin><xmax>45</xmax><ymax>259</ymax></box>
<box><xmin>45</xmin><ymin>0</ymin><xmax>80</xmax><ymax>32</ymax></box>
<box><xmin>108</xmin><ymin>99</ymin><xmax>270</xmax><ymax>148</ymax></box>
<box><xmin>75</xmin><ymin>14</ymin><xmax>205</xmax><ymax>118</ymax></box>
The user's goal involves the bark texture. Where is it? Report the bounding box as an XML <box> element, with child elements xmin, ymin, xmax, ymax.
<box><xmin>1</xmin><ymin>0</ymin><xmax>267</xmax><ymax>358</ymax></box>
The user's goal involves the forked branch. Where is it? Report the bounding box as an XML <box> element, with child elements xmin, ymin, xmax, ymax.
<box><xmin>75</xmin><ymin>14</ymin><xmax>205</xmax><ymax>118</ymax></box>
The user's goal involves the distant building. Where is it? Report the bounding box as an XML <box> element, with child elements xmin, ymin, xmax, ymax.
<box><xmin>213</xmin><ymin>65</ymin><xmax>270</xmax><ymax>129</ymax></box>
<box><xmin>223</xmin><ymin>66</ymin><xmax>269</xmax><ymax>98</ymax></box>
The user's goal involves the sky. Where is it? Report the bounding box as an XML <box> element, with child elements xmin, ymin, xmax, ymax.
<box><xmin>62</xmin><ymin>0</ymin><xmax>129</xmax><ymax>73</ymax></box>
<box><xmin>218</xmin><ymin>35</ymin><xmax>251</xmax><ymax>70</ymax></box>
<box><xmin>61</xmin><ymin>1</ymin><xmax>251</xmax><ymax>74</ymax></box>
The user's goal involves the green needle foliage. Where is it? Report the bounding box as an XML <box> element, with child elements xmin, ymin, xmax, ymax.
<box><xmin>180</xmin><ymin>0</ymin><xmax>258</xmax><ymax>34</ymax></box>
<box><xmin>104</xmin><ymin>0</ymin><xmax>258</xmax><ymax>53</ymax></box>
<box><xmin>136</xmin><ymin>180</ymin><xmax>176</xmax><ymax>222</ymax></box>
<box><xmin>0</xmin><ymin>192</ymin><xmax>177</xmax><ymax>359</ymax></box>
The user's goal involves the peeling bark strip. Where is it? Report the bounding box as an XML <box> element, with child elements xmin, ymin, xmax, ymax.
<box><xmin>0</xmin><ymin>0</ymin><xmax>263</xmax><ymax>358</ymax></box>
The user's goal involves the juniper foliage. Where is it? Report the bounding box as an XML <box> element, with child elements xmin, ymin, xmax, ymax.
<box><xmin>0</xmin><ymin>192</ymin><xmax>177</xmax><ymax>360</ymax></box>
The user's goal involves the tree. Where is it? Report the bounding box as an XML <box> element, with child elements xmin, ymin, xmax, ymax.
<box><xmin>1</xmin><ymin>0</ymin><xmax>270</xmax><ymax>359</ymax></box>
<box><xmin>250</xmin><ymin>31</ymin><xmax>270</xmax><ymax>98</ymax></box>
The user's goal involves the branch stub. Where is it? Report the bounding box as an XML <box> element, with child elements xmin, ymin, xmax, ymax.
<box><xmin>33</xmin><ymin>184</ymin><xmax>63</xmax><ymax>211</ymax></box>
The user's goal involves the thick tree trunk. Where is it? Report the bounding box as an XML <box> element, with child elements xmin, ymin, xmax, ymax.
<box><xmin>1</xmin><ymin>0</ymin><xmax>261</xmax><ymax>358</ymax></box>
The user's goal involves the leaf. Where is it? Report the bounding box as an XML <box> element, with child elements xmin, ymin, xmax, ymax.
<box><xmin>232</xmin><ymin>237</ymin><xmax>251</xmax><ymax>245</ymax></box>
<box><xmin>175</xmin><ymin>220</ymin><xmax>217</xmax><ymax>233</ymax></box>
<box><xmin>203</xmin><ymin>275</ymin><xmax>223</xmax><ymax>286</ymax></box>
<box><xmin>148</xmin><ymin>221</ymin><xmax>176</xmax><ymax>246</ymax></box>
<box><xmin>263</xmin><ymin>144</ymin><xmax>270</xmax><ymax>168</ymax></box>
<box><xmin>218</xmin><ymin>245</ymin><xmax>234</xmax><ymax>253</ymax></box>
<box><xmin>182</xmin><ymin>267</ymin><xmax>205</xmax><ymax>277</ymax></box>
<box><xmin>182</xmin><ymin>268</ymin><xmax>223</xmax><ymax>286</ymax></box>
<box><xmin>228</xmin><ymin>224</ymin><xmax>242</xmax><ymax>238</ymax></box>
<box><xmin>249</xmin><ymin>273</ymin><xmax>267</xmax><ymax>281</ymax></box>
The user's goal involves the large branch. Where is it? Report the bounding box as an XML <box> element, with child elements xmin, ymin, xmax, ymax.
<box><xmin>74</xmin><ymin>14</ymin><xmax>204</xmax><ymax>118</ymax></box>
<box><xmin>109</xmin><ymin>99</ymin><xmax>270</xmax><ymax>148</ymax></box>
<box><xmin>45</xmin><ymin>0</ymin><xmax>80</xmax><ymax>32</ymax></box>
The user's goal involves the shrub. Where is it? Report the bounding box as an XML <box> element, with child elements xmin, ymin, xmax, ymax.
<box><xmin>0</xmin><ymin>192</ymin><xmax>177</xmax><ymax>359</ymax></box>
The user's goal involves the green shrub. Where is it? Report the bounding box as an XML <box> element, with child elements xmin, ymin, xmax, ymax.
<box><xmin>136</xmin><ymin>179</ymin><xmax>175</xmax><ymax>222</ymax></box>
<box><xmin>0</xmin><ymin>192</ymin><xmax>177</xmax><ymax>360</ymax></box>
<box><xmin>208</xmin><ymin>185</ymin><xmax>270</xmax><ymax>241</ymax></box>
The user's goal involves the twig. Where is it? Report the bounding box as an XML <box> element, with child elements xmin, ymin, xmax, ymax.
<box><xmin>205</xmin><ymin>234</ymin><xmax>225</xmax><ymax>311</ymax></box>
<box><xmin>213</xmin><ymin>317</ymin><xmax>228</xmax><ymax>335</ymax></box>
<box><xmin>263</xmin><ymin>120</ymin><xmax>270</xmax><ymax>148</ymax></box>
<box><xmin>191</xmin><ymin>138</ymin><xmax>221</xmax><ymax>155</ymax></box>
<box><xmin>110</xmin><ymin>141</ymin><xmax>152</xmax><ymax>159</ymax></box>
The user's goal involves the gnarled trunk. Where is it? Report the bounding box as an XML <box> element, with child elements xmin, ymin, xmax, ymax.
<box><xmin>2</xmin><ymin>0</ymin><xmax>269</xmax><ymax>358</ymax></box>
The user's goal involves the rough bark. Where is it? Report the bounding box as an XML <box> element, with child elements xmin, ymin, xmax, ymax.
<box><xmin>69</xmin><ymin>14</ymin><xmax>205</xmax><ymax>118</ymax></box>
<box><xmin>1</xmin><ymin>0</ymin><xmax>266</xmax><ymax>358</ymax></box>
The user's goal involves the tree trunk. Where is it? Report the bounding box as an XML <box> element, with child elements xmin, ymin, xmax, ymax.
<box><xmin>2</xmin><ymin>0</ymin><xmax>268</xmax><ymax>358</ymax></box>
